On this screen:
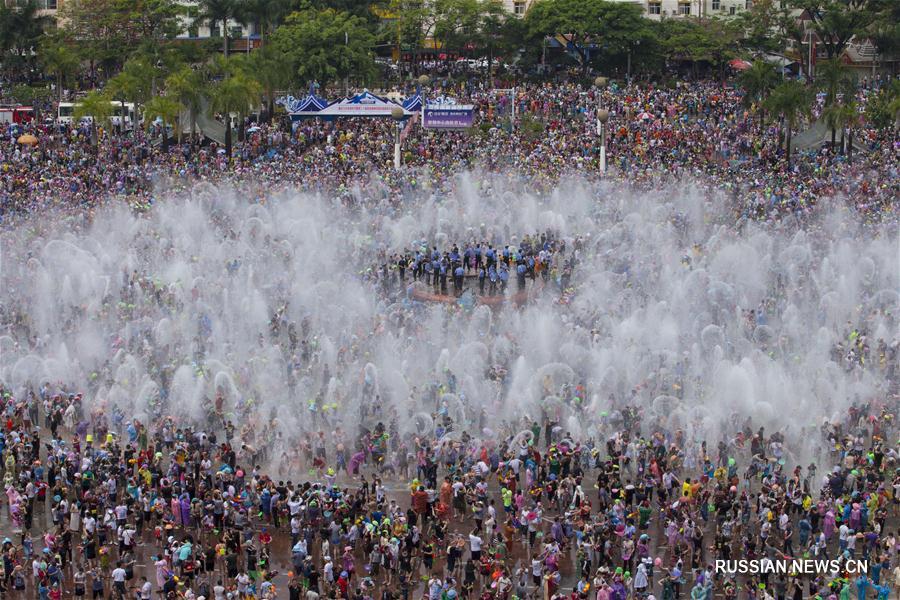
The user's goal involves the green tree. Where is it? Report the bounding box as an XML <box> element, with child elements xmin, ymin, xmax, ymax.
<box><xmin>736</xmin><ymin>0</ymin><xmax>789</xmax><ymax>56</ymax></box>
<box><xmin>764</xmin><ymin>80</ymin><xmax>813</xmax><ymax>167</ymax></box>
<box><xmin>739</xmin><ymin>60</ymin><xmax>778</xmax><ymax>110</ymax></box>
<box><xmin>58</xmin><ymin>0</ymin><xmax>150</xmax><ymax>75</ymax></box>
<box><xmin>0</xmin><ymin>1</ymin><xmax>51</xmax><ymax>81</ymax></box>
<box><xmin>130</xmin><ymin>0</ymin><xmax>184</xmax><ymax>42</ymax></box>
<box><xmin>816</xmin><ymin>58</ymin><xmax>855</xmax><ymax>149</ymax></box>
<box><xmin>144</xmin><ymin>95</ymin><xmax>181</xmax><ymax>152</ymax></box>
<box><xmin>434</xmin><ymin>0</ymin><xmax>482</xmax><ymax>59</ymax></box>
<box><xmin>234</xmin><ymin>45</ymin><xmax>291</xmax><ymax>122</ymax></box>
<box><xmin>382</xmin><ymin>0</ymin><xmax>439</xmax><ymax>75</ymax></box>
<box><xmin>208</xmin><ymin>70</ymin><xmax>261</xmax><ymax>157</ymax></box>
<box><xmin>238</xmin><ymin>0</ymin><xmax>291</xmax><ymax>47</ymax></box>
<box><xmin>39</xmin><ymin>36</ymin><xmax>80</xmax><ymax>103</ymax></box>
<box><xmin>659</xmin><ymin>18</ymin><xmax>739</xmax><ymax>79</ymax></box>
<box><xmin>194</xmin><ymin>0</ymin><xmax>244</xmax><ymax>57</ymax></box>
<box><xmin>271</xmin><ymin>8</ymin><xmax>376</xmax><ymax>89</ymax></box>
<box><xmin>105</xmin><ymin>59</ymin><xmax>154</xmax><ymax>131</ymax></box>
<box><xmin>525</xmin><ymin>0</ymin><xmax>648</xmax><ymax>76</ymax></box>
<box><xmin>790</xmin><ymin>0</ymin><xmax>879</xmax><ymax>60</ymax></box>
<box><xmin>476</xmin><ymin>0</ymin><xmax>508</xmax><ymax>86</ymax></box>
<box><xmin>165</xmin><ymin>66</ymin><xmax>205</xmax><ymax>142</ymax></box>
<box><xmin>525</xmin><ymin>0</ymin><xmax>593</xmax><ymax>74</ymax></box>
<box><xmin>75</xmin><ymin>90</ymin><xmax>115</xmax><ymax>146</ymax></box>
<box><xmin>863</xmin><ymin>79</ymin><xmax>900</xmax><ymax>130</ymax></box>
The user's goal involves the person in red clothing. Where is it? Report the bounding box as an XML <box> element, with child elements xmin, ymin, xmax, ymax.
<box><xmin>412</xmin><ymin>485</ymin><xmax>429</xmax><ymax>517</ymax></box>
<box><xmin>336</xmin><ymin>571</ymin><xmax>349</xmax><ymax>598</ymax></box>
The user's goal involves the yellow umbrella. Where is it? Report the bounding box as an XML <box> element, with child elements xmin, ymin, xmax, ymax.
<box><xmin>16</xmin><ymin>133</ymin><xmax>38</xmax><ymax>146</ymax></box>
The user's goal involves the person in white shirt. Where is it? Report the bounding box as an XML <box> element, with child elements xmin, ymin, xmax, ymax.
<box><xmin>111</xmin><ymin>563</ymin><xmax>127</xmax><ymax>596</ymax></box>
<box><xmin>213</xmin><ymin>580</ymin><xmax>226</xmax><ymax>600</ymax></box>
<box><xmin>469</xmin><ymin>529</ymin><xmax>483</xmax><ymax>560</ymax></box>
<box><xmin>236</xmin><ymin>573</ymin><xmax>251</xmax><ymax>597</ymax></box>
<box><xmin>140</xmin><ymin>577</ymin><xmax>152</xmax><ymax>600</ymax></box>
<box><xmin>83</xmin><ymin>515</ymin><xmax>96</xmax><ymax>536</ymax></box>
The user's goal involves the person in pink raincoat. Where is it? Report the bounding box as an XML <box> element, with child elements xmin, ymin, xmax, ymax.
<box><xmin>6</xmin><ymin>486</ymin><xmax>22</xmax><ymax>529</ymax></box>
<box><xmin>823</xmin><ymin>509</ymin><xmax>836</xmax><ymax>540</ymax></box>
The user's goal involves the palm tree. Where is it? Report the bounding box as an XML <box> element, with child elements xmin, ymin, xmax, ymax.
<box><xmin>738</xmin><ymin>60</ymin><xmax>778</xmax><ymax>111</ymax></box>
<box><xmin>39</xmin><ymin>37</ymin><xmax>80</xmax><ymax>104</ymax></box>
<box><xmin>234</xmin><ymin>45</ymin><xmax>289</xmax><ymax>123</ymax></box>
<box><xmin>238</xmin><ymin>0</ymin><xmax>290</xmax><ymax>47</ymax></box>
<box><xmin>208</xmin><ymin>71</ymin><xmax>261</xmax><ymax>158</ymax></box>
<box><xmin>105</xmin><ymin>69</ymin><xmax>147</xmax><ymax>134</ymax></box>
<box><xmin>764</xmin><ymin>80</ymin><xmax>812</xmax><ymax>167</ymax></box>
<box><xmin>817</xmin><ymin>58</ymin><xmax>855</xmax><ymax>150</ymax></box>
<box><xmin>144</xmin><ymin>96</ymin><xmax>182</xmax><ymax>152</ymax></box>
<box><xmin>194</xmin><ymin>0</ymin><xmax>243</xmax><ymax>57</ymax></box>
<box><xmin>821</xmin><ymin>102</ymin><xmax>844</xmax><ymax>151</ymax></box>
<box><xmin>75</xmin><ymin>91</ymin><xmax>114</xmax><ymax>147</ymax></box>
<box><xmin>166</xmin><ymin>66</ymin><xmax>204</xmax><ymax>143</ymax></box>
<box><xmin>0</xmin><ymin>1</ymin><xmax>50</xmax><ymax>82</ymax></box>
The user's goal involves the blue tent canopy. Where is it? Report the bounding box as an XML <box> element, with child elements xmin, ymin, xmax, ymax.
<box><xmin>402</xmin><ymin>94</ymin><xmax>423</xmax><ymax>113</ymax></box>
<box><xmin>276</xmin><ymin>93</ymin><xmax>330</xmax><ymax>117</ymax></box>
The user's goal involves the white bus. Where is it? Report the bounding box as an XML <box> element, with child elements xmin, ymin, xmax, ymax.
<box><xmin>57</xmin><ymin>101</ymin><xmax>136</xmax><ymax>129</ymax></box>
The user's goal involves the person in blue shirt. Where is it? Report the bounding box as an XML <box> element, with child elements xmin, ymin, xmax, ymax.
<box><xmin>498</xmin><ymin>264</ymin><xmax>509</xmax><ymax>292</ymax></box>
<box><xmin>478</xmin><ymin>266</ymin><xmax>486</xmax><ymax>294</ymax></box>
<box><xmin>856</xmin><ymin>575</ymin><xmax>871</xmax><ymax>600</ymax></box>
<box><xmin>453</xmin><ymin>265</ymin><xmax>465</xmax><ymax>295</ymax></box>
<box><xmin>432</xmin><ymin>259</ymin><xmax>441</xmax><ymax>289</ymax></box>
<box><xmin>486</xmin><ymin>246</ymin><xmax>495</xmax><ymax>268</ymax></box>
<box><xmin>488</xmin><ymin>265</ymin><xmax>497</xmax><ymax>295</ymax></box>
<box><xmin>439</xmin><ymin>259</ymin><xmax>448</xmax><ymax>294</ymax></box>
<box><xmin>516</xmin><ymin>262</ymin><xmax>527</xmax><ymax>290</ymax></box>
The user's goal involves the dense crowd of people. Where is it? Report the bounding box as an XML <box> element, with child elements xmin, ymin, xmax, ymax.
<box><xmin>1</xmin><ymin>77</ymin><xmax>897</xmax><ymax>224</ymax></box>
<box><xmin>0</xmin><ymin>73</ymin><xmax>897</xmax><ymax>600</ymax></box>
<box><xmin>0</xmin><ymin>363</ymin><xmax>897</xmax><ymax>600</ymax></box>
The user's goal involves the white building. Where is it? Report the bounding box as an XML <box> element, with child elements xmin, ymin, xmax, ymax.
<box><xmin>500</xmin><ymin>0</ymin><xmax>747</xmax><ymax>19</ymax></box>
<box><xmin>175</xmin><ymin>0</ymin><xmax>254</xmax><ymax>43</ymax></box>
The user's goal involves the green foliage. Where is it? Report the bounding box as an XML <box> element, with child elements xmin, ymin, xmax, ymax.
<box><xmin>165</xmin><ymin>65</ymin><xmax>205</xmax><ymax>136</ymax></box>
<box><xmin>0</xmin><ymin>0</ymin><xmax>51</xmax><ymax>80</ymax></box>
<box><xmin>238</xmin><ymin>0</ymin><xmax>292</xmax><ymax>44</ymax></box>
<box><xmin>816</xmin><ymin>58</ymin><xmax>855</xmax><ymax>105</ymax></box>
<box><xmin>144</xmin><ymin>95</ymin><xmax>182</xmax><ymax>150</ymax></box>
<box><xmin>765</xmin><ymin>80</ymin><xmax>813</xmax><ymax>125</ymax></box>
<box><xmin>208</xmin><ymin>68</ymin><xmax>262</xmax><ymax>156</ymax></box>
<box><xmin>193</xmin><ymin>0</ymin><xmax>244</xmax><ymax>56</ymax></box>
<box><xmin>270</xmin><ymin>8</ymin><xmax>376</xmax><ymax>89</ymax></box>
<box><xmin>764</xmin><ymin>80</ymin><xmax>813</xmax><ymax>165</ymax></box>
<box><xmin>232</xmin><ymin>44</ymin><xmax>292</xmax><ymax>120</ymax></box>
<box><xmin>864</xmin><ymin>80</ymin><xmax>900</xmax><ymax>130</ymax></box>
<box><xmin>788</xmin><ymin>0</ymin><xmax>880</xmax><ymax>59</ymax></box>
<box><xmin>59</xmin><ymin>0</ymin><xmax>182</xmax><ymax>73</ymax></box>
<box><xmin>526</xmin><ymin>0</ymin><xmax>650</xmax><ymax>73</ymax></box>
<box><xmin>10</xmin><ymin>84</ymin><xmax>52</xmax><ymax>105</ymax></box>
<box><xmin>739</xmin><ymin>60</ymin><xmax>778</xmax><ymax>108</ymax></box>
<box><xmin>519</xmin><ymin>114</ymin><xmax>544</xmax><ymax>141</ymax></box>
<box><xmin>39</xmin><ymin>34</ymin><xmax>80</xmax><ymax>101</ymax></box>
<box><xmin>659</xmin><ymin>18</ymin><xmax>739</xmax><ymax>72</ymax></box>
<box><xmin>75</xmin><ymin>90</ymin><xmax>115</xmax><ymax>121</ymax></box>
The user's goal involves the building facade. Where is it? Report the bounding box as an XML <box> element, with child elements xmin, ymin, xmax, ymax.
<box><xmin>500</xmin><ymin>0</ymin><xmax>747</xmax><ymax>19</ymax></box>
<box><xmin>4</xmin><ymin>0</ymin><xmax>61</xmax><ymax>14</ymax></box>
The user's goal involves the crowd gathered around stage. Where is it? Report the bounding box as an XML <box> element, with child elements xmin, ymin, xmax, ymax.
<box><xmin>0</xmin><ymin>68</ymin><xmax>898</xmax><ymax>600</ymax></box>
<box><xmin>0</xmin><ymin>77</ymin><xmax>898</xmax><ymax>224</ymax></box>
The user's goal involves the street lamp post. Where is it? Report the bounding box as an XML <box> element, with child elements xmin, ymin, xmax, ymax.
<box><xmin>594</xmin><ymin>76</ymin><xmax>609</xmax><ymax>173</ymax></box>
<box><xmin>391</xmin><ymin>105</ymin><xmax>405</xmax><ymax>170</ymax></box>
<box><xmin>417</xmin><ymin>74</ymin><xmax>430</xmax><ymax>128</ymax></box>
